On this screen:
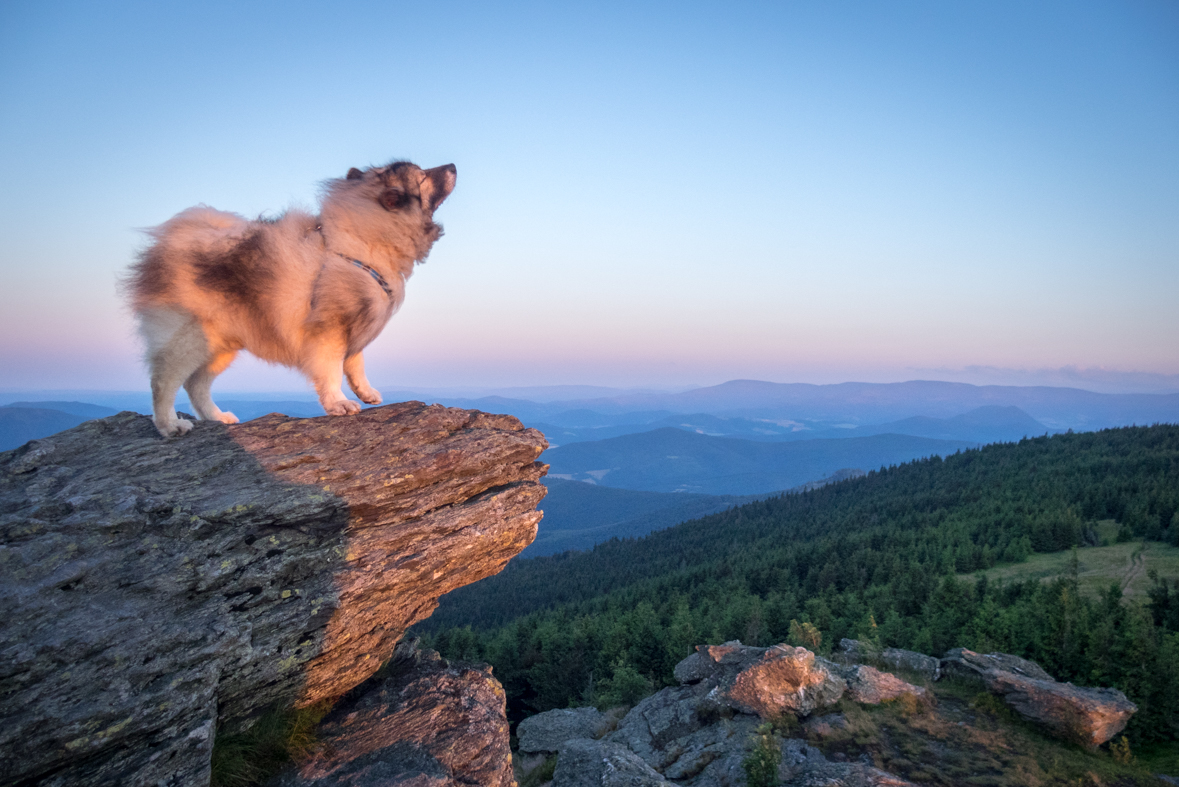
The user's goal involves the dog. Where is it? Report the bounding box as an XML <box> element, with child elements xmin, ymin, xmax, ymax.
<box><xmin>125</xmin><ymin>160</ymin><xmax>456</xmax><ymax>437</ymax></box>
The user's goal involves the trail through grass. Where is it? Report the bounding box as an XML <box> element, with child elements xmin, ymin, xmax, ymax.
<box><xmin>958</xmin><ymin>537</ymin><xmax>1179</xmax><ymax>600</ymax></box>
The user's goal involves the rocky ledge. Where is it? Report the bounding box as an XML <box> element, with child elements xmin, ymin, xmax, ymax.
<box><xmin>0</xmin><ymin>403</ymin><xmax>547</xmax><ymax>786</ymax></box>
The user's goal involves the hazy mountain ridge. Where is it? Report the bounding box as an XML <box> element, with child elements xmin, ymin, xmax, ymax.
<box><xmin>530</xmin><ymin>468</ymin><xmax>866</xmax><ymax>557</ymax></box>
<box><xmin>543</xmin><ymin>427</ymin><xmax>976</xmax><ymax>495</ymax></box>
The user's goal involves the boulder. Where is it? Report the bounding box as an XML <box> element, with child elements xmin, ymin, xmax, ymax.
<box><xmin>608</xmin><ymin>685</ymin><xmax>709</xmax><ymax>772</ymax></box>
<box><xmin>0</xmin><ymin>404</ymin><xmax>547</xmax><ymax>786</ymax></box>
<box><xmin>985</xmin><ymin>670</ymin><xmax>1137</xmax><ymax>748</ymax></box>
<box><xmin>517</xmin><ymin>706</ymin><xmax>609</xmax><ymax>753</ymax></box>
<box><xmin>837</xmin><ymin>639</ymin><xmax>940</xmax><ymax>681</ymax></box>
<box><xmin>834</xmin><ymin>664</ymin><xmax>926</xmax><ymax>705</ymax></box>
<box><xmin>940</xmin><ymin>647</ymin><xmax>1053</xmax><ymax>684</ymax></box>
<box><xmin>677</xmin><ymin>641</ymin><xmax>846</xmax><ymax>718</ymax></box>
<box><xmin>270</xmin><ymin>641</ymin><xmax>513</xmax><ymax>786</ymax></box>
<box><xmin>940</xmin><ymin>648</ymin><xmax>1136</xmax><ymax>747</ymax></box>
<box><xmin>553</xmin><ymin>738</ymin><xmax>673</xmax><ymax>786</ymax></box>
<box><xmin>606</xmin><ymin>684</ymin><xmax>761</xmax><ymax>783</ymax></box>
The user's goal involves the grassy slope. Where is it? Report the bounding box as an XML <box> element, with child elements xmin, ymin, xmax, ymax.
<box><xmin>958</xmin><ymin>533</ymin><xmax>1179</xmax><ymax>601</ymax></box>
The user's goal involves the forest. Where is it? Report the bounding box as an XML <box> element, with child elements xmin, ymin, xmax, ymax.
<box><xmin>417</xmin><ymin>425</ymin><xmax>1179</xmax><ymax>744</ymax></box>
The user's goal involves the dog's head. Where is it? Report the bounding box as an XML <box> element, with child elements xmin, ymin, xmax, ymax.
<box><xmin>322</xmin><ymin>161</ymin><xmax>457</xmax><ymax>263</ymax></box>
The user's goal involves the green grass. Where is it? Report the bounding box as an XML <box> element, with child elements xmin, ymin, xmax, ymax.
<box><xmin>210</xmin><ymin>702</ymin><xmax>333</xmax><ymax>787</ymax></box>
<box><xmin>958</xmin><ymin>536</ymin><xmax>1179</xmax><ymax>601</ymax></box>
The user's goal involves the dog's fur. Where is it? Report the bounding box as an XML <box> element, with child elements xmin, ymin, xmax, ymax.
<box><xmin>125</xmin><ymin>161</ymin><xmax>456</xmax><ymax>437</ymax></box>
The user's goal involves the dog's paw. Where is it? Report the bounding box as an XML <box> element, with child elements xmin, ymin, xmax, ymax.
<box><xmin>215</xmin><ymin>411</ymin><xmax>239</xmax><ymax>424</ymax></box>
<box><xmin>355</xmin><ymin>387</ymin><xmax>382</xmax><ymax>405</ymax></box>
<box><xmin>323</xmin><ymin>399</ymin><xmax>362</xmax><ymax>416</ymax></box>
<box><xmin>155</xmin><ymin>417</ymin><xmax>194</xmax><ymax>437</ymax></box>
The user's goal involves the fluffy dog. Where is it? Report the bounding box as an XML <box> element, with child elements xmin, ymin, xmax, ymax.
<box><xmin>125</xmin><ymin>161</ymin><xmax>456</xmax><ymax>437</ymax></box>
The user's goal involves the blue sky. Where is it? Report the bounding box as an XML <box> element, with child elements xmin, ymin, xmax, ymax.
<box><xmin>1</xmin><ymin>0</ymin><xmax>1177</xmax><ymax>393</ymax></box>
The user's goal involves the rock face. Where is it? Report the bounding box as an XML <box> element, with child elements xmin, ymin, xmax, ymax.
<box><xmin>271</xmin><ymin>641</ymin><xmax>513</xmax><ymax>786</ymax></box>
<box><xmin>941</xmin><ymin>648</ymin><xmax>1137</xmax><ymax>747</ymax></box>
<box><xmin>517</xmin><ymin>707</ymin><xmax>609</xmax><ymax>753</ymax></box>
<box><xmin>0</xmin><ymin>404</ymin><xmax>546</xmax><ymax>786</ymax></box>
<box><xmin>677</xmin><ymin>641</ymin><xmax>848</xmax><ymax>718</ymax></box>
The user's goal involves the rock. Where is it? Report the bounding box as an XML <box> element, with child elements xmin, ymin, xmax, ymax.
<box><xmin>608</xmin><ymin>686</ymin><xmax>707</xmax><ymax>771</ymax></box>
<box><xmin>939</xmin><ymin>647</ymin><xmax>1052</xmax><ymax>684</ymax></box>
<box><xmin>270</xmin><ymin>642</ymin><xmax>513</xmax><ymax>786</ymax></box>
<box><xmin>837</xmin><ymin>639</ymin><xmax>940</xmax><ymax>681</ymax></box>
<box><xmin>985</xmin><ymin>670</ymin><xmax>1137</xmax><ymax>748</ymax></box>
<box><xmin>879</xmin><ymin>648</ymin><xmax>940</xmax><ymax>682</ymax></box>
<box><xmin>676</xmin><ymin>641</ymin><xmax>846</xmax><ymax>718</ymax></box>
<box><xmin>802</xmin><ymin>713</ymin><xmax>848</xmax><ymax>738</ymax></box>
<box><xmin>518</xmin><ymin>706</ymin><xmax>609</xmax><ymax>753</ymax></box>
<box><xmin>940</xmin><ymin>648</ymin><xmax>1136</xmax><ymax>747</ymax></box>
<box><xmin>0</xmin><ymin>404</ymin><xmax>547</xmax><ymax>786</ymax></box>
<box><xmin>835</xmin><ymin>664</ymin><xmax>926</xmax><ymax>705</ymax></box>
<box><xmin>553</xmin><ymin>738</ymin><xmax>673</xmax><ymax>786</ymax></box>
<box><xmin>604</xmin><ymin>684</ymin><xmax>760</xmax><ymax>785</ymax></box>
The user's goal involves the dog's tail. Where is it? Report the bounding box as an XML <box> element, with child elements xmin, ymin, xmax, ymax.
<box><xmin>123</xmin><ymin>206</ymin><xmax>249</xmax><ymax>312</ymax></box>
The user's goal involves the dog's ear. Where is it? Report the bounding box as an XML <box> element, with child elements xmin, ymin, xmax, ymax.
<box><xmin>346</xmin><ymin>167</ymin><xmax>364</xmax><ymax>181</ymax></box>
<box><xmin>420</xmin><ymin>164</ymin><xmax>457</xmax><ymax>211</ymax></box>
<box><xmin>378</xmin><ymin>187</ymin><xmax>409</xmax><ymax>211</ymax></box>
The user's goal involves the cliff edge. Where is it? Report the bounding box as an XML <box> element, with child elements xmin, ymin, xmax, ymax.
<box><xmin>0</xmin><ymin>402</ymin><xmax>547</xmax><ymax>786</ymax></box>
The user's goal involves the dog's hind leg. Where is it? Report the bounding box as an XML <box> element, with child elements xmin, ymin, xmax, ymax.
<box><xmin>184</xmin><ymin>350</ymin><xmax>239</xmax><ymax>424</ymax></box>
<box><xmin>139</xmin><ymin>309</ymin><xmax>211</xmax><ymax>437</ymax></box>
<box><xmin>344</xmin><ymin>352</ymin><xmax>382</xmax><ymax>405</ymax></box>
<box><xmin>303</xmin><ymin>337</ymin><xmax>361</xmax><ymax>416</ymax></box>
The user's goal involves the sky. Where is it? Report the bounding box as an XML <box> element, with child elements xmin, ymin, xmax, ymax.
<box><xmin>1</xmin><ymin>0</ymin><xmax>1177</xmax><ymax>394</ymax></box>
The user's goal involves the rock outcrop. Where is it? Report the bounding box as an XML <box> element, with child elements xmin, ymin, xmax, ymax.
<box><xmin>940</xmin><ymin>648</ymin><xmax>1137</xmax><ymax>747</ymax></box>
<box><xmin>271</xmin><ymin>640</ymin><xmax>513</xmax><ymax>786</ymax></box>
<box><xmin>676</xmin><ymin>641</ymin><xmax>847</xmax><ymax>718</ymax></box>
<box><xmin>0</xmin><ymin>403</ymin><xmax>547</xmax><ymax>786</ymax></box>
<box><xmin>539</xmin><ymin>642</ymin><xmax>920</xmax><ymax>786</ymax></box>
<box><xmin>518</xmin><ymin>707</ymin><xmax>610</xmax><ymax>754</ymax></box>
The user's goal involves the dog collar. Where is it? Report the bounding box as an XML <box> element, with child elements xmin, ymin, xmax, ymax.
<box><xmin>338</xmin><ymin>253</ymin><xmax>394</xmax><ymax>299</ymax></box>
<box><xmin>313</xmin><ymin>224</ymin><xmax>394</xmax><ymax>299</ymax></box>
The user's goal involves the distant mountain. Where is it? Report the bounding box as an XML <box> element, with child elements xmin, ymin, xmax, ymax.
<box><xmin>821</xmin><ymin>405</ymin><xmax>1052</xmax><ymax>444</ymax></box>
<box><xmin>3</xmin><ymin>401</ymin><xmax>120</xmax><ymax>419</ymax></box>
<box><xmin>525</xmin><ymin>480</ymin><xmax>748</xmax><ymax>557</ymax></box>
<box><xmin>543</xmin><ymin>427</ymin><xmax>974</xmax><ymax>495</ymax></box>
<box><xmin>535</xmin><ymin>405</ymin><xmax>1051</xmax><ymax>447</ymax></box>
<box><xmin>520</xmin><ymin>380</ymin><xmax>1179</xmax><ymax>431</ymax></box>
<box><xmin>530</xmin><ymin>469</ymin><xmax>866</xmax><ymax>557</ymax></box>
<box><xmin>0</xmin><ymin>407</ymin><xmax>89</xmax><ymax>451</ymax></box>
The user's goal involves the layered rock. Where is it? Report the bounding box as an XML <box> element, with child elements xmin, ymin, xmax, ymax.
<box><xmin>271</xmin><ymin>641</ymin><xmax>513</xmax><ymax>786</ymax></box>
<box><xmin>940</xmin><ymin>648</ymin><xmax>1137</xmax><ymax>747</ymax></box>
<box><xmin>0</xmin><ymin>403</ymin><xmax>546</xmax><ymax>786</ymax></box>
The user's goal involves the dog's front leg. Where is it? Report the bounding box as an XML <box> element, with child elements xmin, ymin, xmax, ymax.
<box><xmin>304</xmin><ymin>339</ymin><xmax>361</xmax><ymax>416</ymax></box>
<box><xmin>344</xmin><ymin>353</ymin><xmax>382</xmax><ymax>405</ymax></box>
